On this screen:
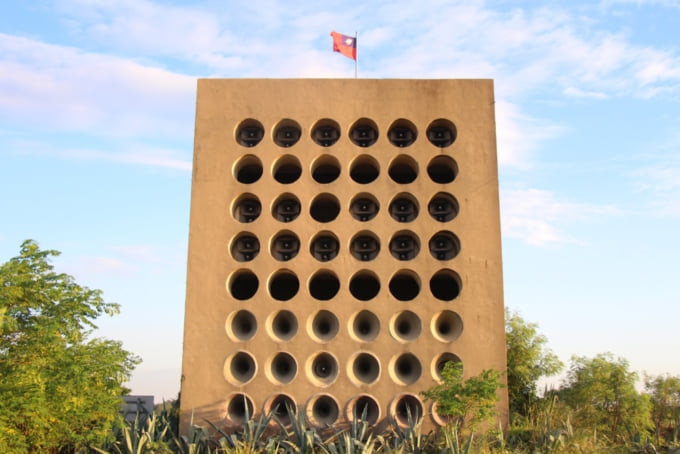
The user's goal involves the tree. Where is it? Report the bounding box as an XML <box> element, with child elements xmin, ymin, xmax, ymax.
<box><xmin>559</xmin><ymin>353</ymin><xmax>651</xmax><ymax>441</ymax></box>
<box><xmin>505</xmin><ymin>309</ymin><xmax>563</xmax><ymax>422</ymax></box>
<box><xmin>0</xmin><ymin>240</ymin><xmax>140</xmax><ymax>453</ymax></box>
<box><xmin>645</xmin><ymin>373</ymin><xmax>680</xmax><ymax>444</ymax></box>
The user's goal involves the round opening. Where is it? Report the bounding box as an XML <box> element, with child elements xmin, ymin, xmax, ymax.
<box><xmin>231</xmin><ymin>232</ymin><xmax>260</xmax><ymax>262</ymax></box>
<box><xmin>432</xmin><ymin>310</ymin><xmax>463</xmax><ymax>342</ymax></box>
<box><xmin>308</xmin><ymin>394</ymin><xmax>340</xmax><ymax>427</ymax></box>
<box><xmin>350</xmin><ymin>232</ymin><xmax>380</xmax><ymax>262</ymax></box>
<box><xmin>310</xmin><ymin>232</ymin><xmax>339</xmax><ymax>262</ymax></box>
<box><xmin>269</xmin><ymin>353</ymin><xmax>297</xmax><ymax>385</ymax></box>
<box><xmin>349</xmin><ymin>270</ymin><xmax>380</xmax><ymax>301</ymax></box>
<box><xmin>349</xmin><ymin>118</ymin><xmax>379</xmax><ymax>147</ymax></box>
<box><xmin>272</xmin><ymin>193</ymin><xmax>301</xmax><ymax>223</ymax></box>
<box><xmin>350</xmin><ymin>310</ymin><xmax>380</xmax><ymax>342</ymax></box>
<box><xmin>311</xmin><ymin>155</ymin><xmax>341</xmax><ymax>183</ymax></box>
<box><xmin>429</xmin><ymin>231</ymin><xmax>460</xmax><ymax>261</ymax></box>
<box><xmin>432</xmin><ymin>353</ymin><xmax>462</xmax><ymax>382</ymax></box>
<box><xmin>269</xmin><ymin>270</ymin><xmax>300</xmax><ymax>301</ymax></box>
<box><xmin>269</xmin><ymin>310</ymin><xmax>298</xmax><ymax>342</ymax></box>
<box><xmin>388</xmin><ymin>155</ymin><xmax>418</xmax><ymax>184</ymax></box>
<box><xmin>236</xmin><ymin>119</ymin><xmax>264</xmax><ymax>147</ymax></box>
<box><xmin>309</xmin><ymin>310</ymin><xmax>339</xmax><ymax>343</ymax></box>
<box><xmin>347</xmin><ymin>395</ymin><xmax>380</xmax><ymax>425</ymax></box>
<box><xmin>310</xmin><ymin>193</ymin><xmax>340</xmax><ymax>222</ymax></box>
<box><xmin>311</xmin><ymin>119</ymin><xmax>341</xmax><ymax>147</ymax></box>
<box><xmin>349</xmin><ymin>155</ymin><xmax>380</xmax><ymax>184</ymax></box>
<box><xmin>427</xmin><ymin>155</ymin><xmax>458</xmax><ymax>183</ymax></box>
<box><xmin>426</xmin><ymin>118</ymin><xmax>457</xmax><ymax>148</ymax></box>
<box><xmin>273</xmin><ymin>119</ymin><xmax>301</xmax><ymax>148</ymax></box>
<box><xmin>228</xmin><ymin>270</ymin><xmax>258</xmax><ymax>300</ymax></box>
<box><xmin>307</xmin><ymin>352</ymin><xmax>339</xmax><ymax>386</ymax></box>
<box><xmin>428</xmin><ymin>193</ymin><xmax>459</xmax><ymax>222</ymax></box>
<box><xmin>232</xmin><ymin>193</ymin><xmax>261</xmax><ymax>223</ymax></box>
<box><xmin>389</xmin><ymin>231</ymin><xmax>420</xmax><ymax>261</ymax></box>
<box><xmin>391</xmin><ymin>394</ymin><xmax>423</xmax><ymax>427</ymax></box>
<box><xmin>225</xmin><ymin>351</ymin><xmax>256</xmax><ymax>384</ymax></box>
<box><xmin>309</xmin><ymin>270</ymin><xmax>340</xmax><ymax>301</ymax></box>
<box><xmin>227</xmin><ymin>310</ymin><xmax>257</xmax><ymax>342</ymax></box>
<box><xmin>391</xmin><ymin>353</ymin><xmax>422</xmax><ymax>385</ymax></box>
<box><xmin>430</xmin><ymin>269</ymin><xmax>461</xmax><ymax>301</ymax></box>
<box><xmin>226</xmin><ymin>393</ymin><xmax>254</xmax><ymax>424</ymax></box>
<box><xmin>350</xmin><ymin>194</ymin><xmax>380</xmax><ymax>222</ymax></box>
<box><xmin>273</xmin><ymin>155</ymin><xmax>302</xmax><ymax>184</ymax></box>
<box><xmin>388</xmin><ymin>271</ymin><xmax>420</xmax><ymax>302</ymax></box>
<box><xmin>389</xmin><ymin>310</ymin><xmax>421</xmax><ymax>343</ymax></box>
<box><xmin>265</xmin><ymin>394</ymin><xmax>297</xmax><ymax>426</ymax></box>
<box><xmin>234</xmin><ymin>155</ymin><xmax>263</xmax><ymax>184</ymax></box>
<box><xmin>271</xmin><ymin>231</ymin><xmax>300</xmax><ymax>262</ymax></box>
<box><xmin>388</xmin><ymin>119</ymin><xmax>417</xmax><ymax>148</ymax></box>
<box><xmin>431</xmin><ymin>401</ymin><xmax>454</xmax><ymax>427</ymax></box>
<box><xmin>389</xmin><ymin>194</ymin><xmax>419</xmax><ymax>223</ymax></box>
<box><xmin>350</xmin><ymin>352</ymin><xmax>380</xmax><ymax>385</ymax></box>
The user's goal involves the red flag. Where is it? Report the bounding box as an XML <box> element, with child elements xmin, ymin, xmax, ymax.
<box><xmin>331</xmin><ymin>31</ymin><xmax>357</xmax><ymax>60</ymax></box>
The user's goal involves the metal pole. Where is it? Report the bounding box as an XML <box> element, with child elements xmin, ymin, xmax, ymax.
<box><xmin>355</xmin><ymin>31</ymin><xmax>358</xmax><ymax>79</ymax></box>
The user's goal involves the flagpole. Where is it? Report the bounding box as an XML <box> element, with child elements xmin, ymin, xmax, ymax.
<box><xmin>355</xmin><ymin>31</ymin><xmax>358</xmax><ymax>79</ymax></box>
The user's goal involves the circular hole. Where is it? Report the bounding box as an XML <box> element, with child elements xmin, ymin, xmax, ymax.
<box><xmin>391</xmin><ymin>394</ymin><xmax>423</xmax><ymax>427</ymax></box>
<box><xmin>228</xmin><ymin>270</ymin><xmax>259</xmax><ymax>300</ymax></box>
<box><xmin>391</xmin><ymin>353</ymin><xmax>422</xmax><ymax>385</ymax></box>
<box><xmin>349</xmin><ymin>118</ymin><xmax>379</xmax><ymax>147</ymax></box>
<box><xmin>389</xmin><ymin>231</ymin><xmax>420</xmax><ymax>261</ymax></box>
<box><xmin>349</xmin><ymin>271</ymin><xmax>381</xmax><ymax>301</ymax></box>
<box><xmin>310</xmin><ymin>193</ymin><xmax>340</xmax><ymax>223</ymax></box>
<box><xmin>429</xmin><ymin>231</ymin><xmax>460</xmax><ymax>261</ymax></box>
<box><xmin>388</xmin><ymin>271</ymin><xmax>420</xmax><ymax>301</ymax></box>
<box><xmin>308</xmin><ymin>394</ymin><xmax>340</xmax><ymax>427</ymax></box>
<box><xmin>388</xmin><ymin>155</ymin><xmax>418</xmax><ymax>184</ymax></box>
<box><xmin>350</xmin><ymin>194</ymin><xmax>380</xmax><ymax>222</ymax></box>
<box><xmin>307</xmin><ymin>352</ymin><xmax>339</xmax><ymax>386</ymax></box>
<box><xmin>430</xmin><ymin>269</ymin><xmax>461</xmax><ymax>301</ymax></box>
<box><xmin>432</xmin><ymin>310</ymin><xmax>464</xmax><ymax>342</ymax></box>
<box><xmin>350</xmin><ymin>310</ymin><xmax>380</xmax><ymax>342</ymax></box>
<box><xmin>309</xmin><ymin>310</ymin><xmax>339</xmax><ymax>343</ymax></box>
<box><xmin>428</xmin><ymin>193</ymin><xmax>459</xmax><ymax>222</ymax></box>
<box><xmin>350</xmin><ymin>232</ymin><xmax>380</xmax><ymax>262</ymax></box>
<box><xmin>347</xmin><ymin>395</ymin><xmax>380</xmax><ymax>425</ymax></box>
<box><xmin>271</xmin><ymin>231</ymin><xmax>300</xmax><ymax>262</ymax></box>
<box><xmin>311</xmin><ymin>119</ymin><xmax>341</xmax><ymax>147</ymax></box>
<box><xmin>269</xmin><ymin>270</ymin><xmax>299</xmax><ymax>301</ymax></box>
<box><xmin>427</xmin><ymin>155</ymin><xmax>458</xmax><ymax>183</ymax></box>
<box><xmin>272</xmin><ymin>193</ymin><xmax>301</xmax><ymax>223</ymax></box>
<box><xmin>265</xmin><ymin>394</ymin><xmax>297</xmax><ymax>425</ymax></box>
<box><xmin>231</xmin><ymin>233</ymin><xmax>260</xmax><ymax>262</ymax></box>
<box><xmin>273</xmin><ymin>119</ymin><xmax>301</xmax><ymax>148</ymax></box>
<box><xmin>309</xmin><ymin>270</ymin><xmax>340</xmax><ymax>301</ymax></box>
<box><xmin>311</xmin><ymin>155</ymin><xmax>341</xmax><ymax>183</ymax></box>
<box><xmin>432</xmin><ymin>353</ymin><xmax>462</xmax><ymax>382</ymax></box>
<box><xmin>350</xmin><ymin>155</ymin><xmax>380</xmax><ymax>184</ymax></box>
<box><xmin>390</xmin><ymin>310</ymin><xmax>421</xmax><ymax>343</ymax></box>
<box><xmin>227</xmin><ymin>310</ymin><xmax>257</xmax><ymax>342</ymax></box>
<box><xmin>310</xmin><ymin>232</ymin><xmax>339</xmax><ymax>262</ymax></box>
<box><xmin>236</xmin><ymin>119</ymin><xmax>264</xmax><ymax>147</ymax></box>
<box><xmin>426</xmin><ymin>118</ymin><xmax>457</xmax><ymax>148</ymax></box>
<box><xmin>273</xmin><ymin>155</ymin><xmax>302</xmax><ymax>184</ymax></box>
<box><xmin>269</xmin><ymin>353</ymin><xmax>297</xmax><ymax>385</ymax></box>
<box><xmin>388</xmin><ymin>119</ymin><xmax>417</xmax><ymax>148</ymax></box>
<box><xmin>234</xmin><ymin>155</ymin><xmax>263</xmax><ymax>184</ymax></box>
<box><xmin>225</xmin><ymin>351</ymin><xmax>257</xmax><ymax>385</ymax></box>
<box><xmin>389</xmin><ymin>194</ymin><xmax>419</xmax><ymax>223</ymax></box>
<box><xmin>269</xmin><ymin>310</ymin><xmax>298</xmax><ymax>342</ymax></box>
<box><xmin>232</xmin><ymin>193</ymin><xmax>261</xmax><ymax>223</ymax></box>
<box><xmin>431</xmin><ymin>401</ymin><xmax>454</xmax><ymax>427</ymax></box>
<box><xmin>350</xmin><ymin>352</ymin><xmax>380</xmax><ymax>385</ymax></box>
<box><xmin>226</xmin><ymin>393</ymin><xmax>255</xmax><ymax>424</ymax></box>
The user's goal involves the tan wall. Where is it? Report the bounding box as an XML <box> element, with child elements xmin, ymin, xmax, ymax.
<box><xmin>180</xmin><ymin>79</ymin><xmax>508</xmax><ymax>433</ymax></box>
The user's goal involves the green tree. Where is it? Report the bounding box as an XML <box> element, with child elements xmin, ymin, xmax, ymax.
<box><xmin>0</xmin><ymin>240</ymin><xmax>140</xmax><ymax>453</ymax></box>
<box><xmin>645</xmin><ymin>373</ymin><xmax>680</xmax><ymax>444</ymax></box>
<box><xmin>505</xmin><ymin>309</ymin><xmax>563</xmax><ymax>422</ymax></box>
<box><xmin>421</xmin><ymin>361</ymin><xmax>502</xmax><ymax>432</ymax></box>
<box><xmin>559</xmin><ymin>353</ymin><xmax>651</xmax><ymax>441</ymax></box>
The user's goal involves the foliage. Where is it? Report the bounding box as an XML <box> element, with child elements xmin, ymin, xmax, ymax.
<box><xmin>0</xmin><ymin>240</ymin><xmax>140</xmax><ymax>453</ymax></box>
<box><xmin>505</xmin><ymin>309</ymin><xmax>563</xmax><ymax>423</ymax></box>
<box><xmin>559</xmin><ymin>352</ymin><xmax>652</xmax><ymax>442</ymax></box>
<box><xmin>645</xmin><ymin>373</ymin><xmax>680</xmax><ymax>445</ymax></box>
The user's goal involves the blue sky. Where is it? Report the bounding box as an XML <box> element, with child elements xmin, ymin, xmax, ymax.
<box><xmin>2</xmin><ymin>0</ymin><xmax>679</xmax><ymax>400</ymax></box>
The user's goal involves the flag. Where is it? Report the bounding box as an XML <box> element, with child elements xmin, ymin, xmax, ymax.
<box><xmin>331</xmin><ymin>31</ymin><xmax>357</xmax><ymax>60</ymax></box>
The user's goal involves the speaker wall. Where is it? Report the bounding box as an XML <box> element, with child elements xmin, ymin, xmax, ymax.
<box><xmin>389</xmin><ymin>271</ymin><xmax>420</xmax><ymax>301</ymax></box>
<box><xmin>228</xmin><ymin>270</ymin><xmax>258</xmax><ymax>300</ymax></box>
<box><xmin>310</xmin><ymin>232</ymin><xmax>339</xmax><ymax>262</ymax></box>
<box><xmin>390</xmin><ymin>310</ymin><xmax>421</xmax><ymax>343</ymax></box>
<box><xmin>391</xmin><ymin>353</ymin><xmax>422</xmax><ymax>385</ymax></box>
<box><xmin>227</xmin><ymin>310</ymin><xmax>257</xmax><ymax>342</ymax></box>
<box><xmin>309</xmin><ymin>270</ymin><xmax>340</xmax><ymax>301</ymax></box>
<box><xmin>350</xmin><ymin>310</ymin><xmax>380</xmax><ymax>342</ymax></box>
<box><xmin>430</xmin><ymin>269</ymin><xmax>461</xmax><ymax>301</ymax></box>
<box><xmin>233</xmin><ymin>193</ymin><xmax>261</xmax><ymax>223</ymax></box>
<box><xmin>231</xmin><ymin>233</ymin><xmax>260</xmax><ymax>262</ymax></box>
<box><xmin>390</xmin><ymin>394</ymin><xmax>423</xmax><ymax>427</ymax></box>
<box><xmin>388</xmin><ymin>155</ymin><xmax>418</xmax><ymax>184</ymax></box>
<box><xmin>432</xmin><ymin>310</ymin><xmax>463</xmax><ymax>343</ymax></box>
<box><xmin>225</xmin><ymin>351</ymin><xmax>257</xmax><ymax>385</ymax></box>
<box><xmin>309</xmin><ymin>310</ymin><xmax>339</xmax><ymax>343</ymax></box>
<box><xmin>310</xmin><ymin>193</ymin><xmax>340</xmax><ymax>223</ymax></box>
<box><xmin>428</xmin><ymin>193</ymin><xmax>458</xmax><ymax>222</ymax></box>
<box><xmin>226</xmin><ymin>393</ymin><xmax>255</xmax><ymax>424</ymax></box>
<box><xmin>273</xmin><ymin>119</ymin><xmax>301</xmax><ymax>148</ymax></box>
<box><xmin>387</xmin><ymin>119</ymin><xmax>417</xmax><ymax>148</ymax></box>
<box><xmin>426</xmin><ymin>118</ymin><xmax>457</xmax><ymax>148</ymax></box>
<box><xmin>349</xmin><ymin>271</ymin><xmax>380</xmax><ymax>301</ymax></box>
<box><xmin>349</xmin><ymin>155</ymin><xmax>380</xmax><ymax>183</ymax></box>
<box><xmin>311</xmin><ymin>154</ymin><xmax>341</xmax><ymax>183</ymax></box>
<box><xmin>350</xmin><ymin>194</ymin><xmax>379</xmax><ymax>221</ymax></box>
<box><xmin>349</xmin><ymin>118</ymin><xmax>378</xmax><ymax>147</ymax></box>
<box><xmin>273</xmin><ymin>155</ymin><xmax>302</xmax><ymax>184</ymax></box>
<box><xmin>311</xmin><ymin>119</ymin><xmax>341</xmax><ymax>147</ymax></box>
<box><xmin>236</xmin><ymin>119</ymin><xmax>264</xmax><ymax>147</ymax></box>
<box><xmin>350</xmin><ymin>233</ymin><xmax>380</xmax><ymax>262</ymax></box>
<box><xmin>427</xmin><ymin>155</ymin><xmax>458</xmax><ymax>183</ymax></box>
<box><xmin>350</xmin><ymin>352</ymin><xmax>380</xmax><ymax>385</ymax></box>
<box><xmin>389</xmin><ymin>194</ymin><xmax>419</xmax><ymax>222</ymax></box>
<box><xmin>308</xmin><ymin>352</ymin><xmax>339</xmax><ymax>386</ymax></box>
<box><xmin>389</xmin><ymin>232</ymin><xmax>420</xmax><ymax>261</ymax></box>
<box><xmin>307</xmin><ymin>394</ymin><xmax>340</xmax><ymax>427</ymax></box>
<box><xmin>429</xmin><ymin>231</ymin><xmax>460</xmax><ymax>260</ymax></box>
<box><xmin>272</xmin><ymin>194</ymin><xmax>301</xmax><ymax>222</ymax></box>
<box><xmin>269</xmin><ymin>310</ymin><xmax>298</xmax><ymax>342</ymax></box>
<box><xmin>269</xmin><ymin>352</ymin><xmax>297</xmax><ymax>385</ymax></box>
<box><xmin>234</xmin><ymin>154</ymin><xmax>263</xmax><ymax>184</ymax></box>
<box><xmin>271</xmin><ymin>232</ymin><xmax>300</xmax><ymax>262</ymax></box>
<box><xmin>268</xmin><ymin>270</ymin><xmax>300</xmax><ymax>301</ymax></box>
<box><xmin>432</xmin><ymin>352</ymin><xmax>462</xmax><ymax>382</ymax></box>
<box><xmin>346</xmin><ymin>394</ymin><xmax>380</xmax><ymax>425</ymax></box>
